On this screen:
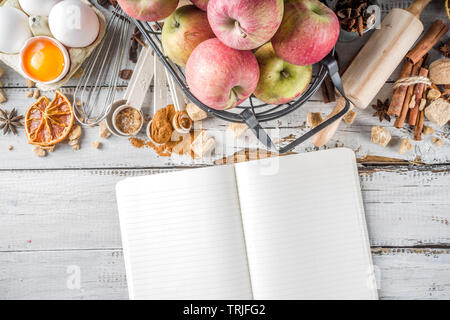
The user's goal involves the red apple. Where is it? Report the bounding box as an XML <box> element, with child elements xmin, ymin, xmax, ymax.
<box><xmin>186</xmin><ymin>38</ymin><xmax>260</xmax><ymax>110</ymax></box>
<box><xmin>191</xmin><ymin>0</ymin><xmax>209</xmax><ymax>11</ymax></box>
<box><xmin>207</xmin><ymin>0</ymin><xmax>284</xmax><ymax>50</ymax></box>
<box><xmin>272</xmin><ymin>0</ymin><xmax>339</xmax><ymax>66</ymax></box>
<box><xmin>162</xmin><ymin>5</ymin><xmax>215</xmax><ymax>67</ymax></box>
<box><xmin>118</xmin><ymin>0</ymin><xmax>179</xmax><ymax>21</ymax></box>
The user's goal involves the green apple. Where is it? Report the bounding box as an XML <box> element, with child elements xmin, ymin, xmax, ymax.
<box><xmin>254</xmin><ymin>42</ymin><xmax>312</xmax><ymax>104</ymax></box>
<box><xmin>162</xmin><ymin>5</ymin><xmax>215</xmax><ymax>67</ymax></box>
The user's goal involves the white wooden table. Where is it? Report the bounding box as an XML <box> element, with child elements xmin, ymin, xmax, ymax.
<box><xmin>0</xmin><ymin>1</ymin><xmax>449</xmax><ymax>300</ymax></box>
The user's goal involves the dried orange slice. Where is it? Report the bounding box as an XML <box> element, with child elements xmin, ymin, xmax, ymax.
<box><xmin>25</xmin><ymin>91</ymin><xmax>74</xmax><ymax>146</ymax></box>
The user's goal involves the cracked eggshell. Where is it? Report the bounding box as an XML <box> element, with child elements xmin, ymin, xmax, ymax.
<box><xmin>19</xmin><ymin>0</ymin><xmax>62</xmax><ymax>16</ymax></box>
<box><xmin>49</xmin><ymin>0</ymin><xmax>100</xmax><ymax>48</ymax></box>
<box><xmin>0</xmin><ymin>7</ymin><xmax>32</xmax><ymax>54</ymax></box>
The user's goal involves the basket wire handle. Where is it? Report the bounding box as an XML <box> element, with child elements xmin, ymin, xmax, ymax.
<box><xmin>240</xmin><ymin>53</ymin><xmax>351</xmax><ymax>154</ymax></box>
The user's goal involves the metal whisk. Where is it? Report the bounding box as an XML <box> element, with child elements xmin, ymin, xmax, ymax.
<box><xmin>73</xmin><ymin>6</ymin><xmax>130</xmax><ymax>126</ymax></box>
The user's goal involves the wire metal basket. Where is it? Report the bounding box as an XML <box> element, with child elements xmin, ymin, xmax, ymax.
<box><xmin>131</xmin><ymin>19</ymin><xmax>351</xmax><ymax>154</ymax></box>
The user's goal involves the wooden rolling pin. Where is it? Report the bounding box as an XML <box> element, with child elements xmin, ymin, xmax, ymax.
<box><xmin>313</xmin><ymin>0</ymin><xmax>431</xmax><ymax>147</ymax></box>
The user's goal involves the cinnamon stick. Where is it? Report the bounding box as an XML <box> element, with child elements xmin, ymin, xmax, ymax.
<box><xmin>321</xmin><ymin>76</ymin><xmax>336</xmax><ymax>103</ymax></box>
<box><xmin>414</xmin><ymin>110</ymin><xmax>424</xmax><ymax>141</ymax></box>
<box><xmin>406</xmin><ymin>20</ymin><xmax>449</xmax><ymax>64</ymax></box>
<box><xmin>394</xmin><ymin>57</ymin><xmax>424</xmax><ymax>128</ymax></box>
<box><xmin>388</xmin><ymin>60</ymin><xmax>414</xmax><ymax>116</ymax></box>
<box><xmin>407</xmin><ymin>67</ymin><xmax>429</xmax><ymax>126</ymax></box>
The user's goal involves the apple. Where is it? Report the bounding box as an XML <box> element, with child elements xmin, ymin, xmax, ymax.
<box><xmin>162</xmin><ymin>5</ymin><xmax>215</xmax><ymax>67</ymax></box>
<box><xmin>272</xmin><ymin>0</ymin><xmax>339</xmax><ymax>66</ymax></box>
<box><xmin>253</xmin><ymin>43</ymin><xmax>312</xmax><ymax>105</ymax></box>
<box><xmin>207</xmin><ymin>0</ymin><xmax>284</xmax><ymax>50</ymax></box>
<box><xmin>118</xmin><ymin>0</ymin><xmax>179</xmax><ymax>21</ymax></box>
<box><xmin>191</xmin><ymin>0</ymin><xmax>209</xmax><ymax>11</ymax></box>
<box><xmin>186</xmin><ymin>38</ymin><xmax>260</xmax><ymax>110</ymax></box>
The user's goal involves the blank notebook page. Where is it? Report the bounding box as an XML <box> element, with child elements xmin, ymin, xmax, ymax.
<box><xmin>116</xmin><ymin>166</ymin><xmax>253</xmax><ymax>300</ymax></box>
<box><xmin>235</xmin><ymin>148</ymin><xmax>377</xmax><ymax>299</ymax></box>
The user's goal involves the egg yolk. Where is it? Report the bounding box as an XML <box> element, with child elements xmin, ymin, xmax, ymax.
<box><xmin>22</xmin><ymin>38</ymin><xmax>65</xmax><ymax>82</ymax></box>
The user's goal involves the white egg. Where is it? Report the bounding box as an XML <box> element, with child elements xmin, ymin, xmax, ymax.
<box><xmin>49</xmin><ymin>0</ymin><xmax>100</xmax><ymax>48</ymax></box>
<box><xmin>0</xmin><ymin>7</ymin><xmax>32</xmax><ymax>54</ymax></box>
<box><xmin>19</xmin><ymin>0</ymin><xmax>62</xmax><ymax>16</ymax></box>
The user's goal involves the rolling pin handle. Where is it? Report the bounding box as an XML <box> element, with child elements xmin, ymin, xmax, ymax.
<box><xmin>407</xmin><ymin>0</ymin><xmax>431</xmax><ymax>18</ymax></box>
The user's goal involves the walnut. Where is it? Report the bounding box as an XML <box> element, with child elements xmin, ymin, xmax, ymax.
<box><xmin>424</xmin><ymin>98</ymin><xmax>450</xmax><ymax>127</ymax></box>
<box><xmin>186</xmin><ymin>102</ymin><xmax>208</xmax><ymax>121</ymax></box>
<box><xmin>26</xmin><ymin>79</ymin><xmax>35</xmax><ymax>88</ymax></box>
<box><xmin>69</xmin><ymin>125</ymin><xmax>82</xmax><ymax>141</ymax></box>
<box><xmin>68</xmin><ymin>139</ymin><xmax>79</xmax><ymax>146</ymax></box>
<box><xmin>26</xmin><ymin>90</ymin><xmax>33</xmax><ymax>98</ymax></box>
<box><xmin>33</xmin><ymin>89</ymin><xmax>40</xmax><ymax>99</ymax></box>
<box><xmin>423</xmin><ymin>126</ymin><xmax>434</xmax><ymax>135</ymax></box>
<box><xmin>228</xmin><ymin>123</ymin><xmax>248</xmax><ymax>138</ymax></box>
<box><xmin>33</xmin><ymin>147</ymin><xmax>47</xmax><ymax>157</ymax></box>
<box><xmin>398</xmin><ymin>138</ymin><xmax>413</xmax><ymax>155</ymax></box>
<box><xmin>371</xmin><ymin>126</ymin><xmax>391</xmax><ymax>147</ymax></box>
<box><xmin>343</xmin><ymin>110</ymin><xmax>357</xmax><ymax>125</ymax></box>
<box><xmin>429</xmin><ymin>58</ymin><xmax>450</xmax><ymax>85</ymax></box>
<box><xmin>72</xmin><ymin>144</ymin><xmax>80</xmax><ymax>151</ymax></box>
<box><xmin>307</xmin><ymin>112</ymin><xmax>323</xmax><ymax>128</ymax></box>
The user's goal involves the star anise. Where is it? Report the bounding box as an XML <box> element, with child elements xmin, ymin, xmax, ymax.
<box><xmin>371</xmin><ymin>99</ymin><xmax>391</xmax><ymax>123</ymax></box>
<box><xmin>0</xmin><ymin>108</ymin><xmax>24</xmax><ymax>135</ymax></box>
<box><xmin>439</xmin><ymin>39</ymin><xmax>450</xmax><ymax>58</ymax></box>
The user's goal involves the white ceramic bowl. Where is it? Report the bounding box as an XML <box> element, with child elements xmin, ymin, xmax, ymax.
<box><xmin>20</xmin><ymin>36</ymin><xmax>70</xmax><ymax>84</ymax></box>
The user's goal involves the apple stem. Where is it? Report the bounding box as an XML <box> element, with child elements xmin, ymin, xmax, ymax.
<box><xmin>234</xmin><ymin>20</ymin><xmax>248</xmax><ymax>39</ymax></box>
<box><xmin>281</xmin><ymin>70</ymin><xmax>290</xmax><ymax>78</ymax></box>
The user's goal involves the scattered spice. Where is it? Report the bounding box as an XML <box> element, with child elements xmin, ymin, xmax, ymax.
<box><xmin>91</xmin><ymin>141</ymin><xmax>101</xmax><ymax>149</ymax></box>
<box><xmin>423</xmin><ymin>126</ymin><xmax>434</xmax><ymax>135</ymax></box>
<box><xmin>439</xmin><ymin>39</ymin><xmax>450</xmax><ymax>58</ymax></box>
<box><xmin>433</xmin><ymin>137</ymin><xmax>444</xmax><ymax>147</ymax></box>
<box><xmin>99</xmin><ymin>120</ymin><xmax>111</xmax><ymax>138</ymax></box>
<box><xmin>129</xmin><ymin>27</ymin><xmax>142</xmax><ymax>63</ymax></box>
<box><xmin>0</xmin><ymin>108</ymin><xmax>23</xmax><ymax>135</ymax></box>
<box><xmin>115</xmin><ymin>107</ymin><xmax>143</xmax><ymax>135</ymax></box>
<box><xmin>334</xmin><ymin>0</ymin><xmax>376</xmax><ymax>36</ymax></box>
<box><xmin>119</xmin><ymin>69</ymin><xmax>133</xmax><ymax>80</ymax></box>
<box><xmin>371</xmin><ymin>99</ymin><xmax>391</xmax><ymax>123</ymax></box>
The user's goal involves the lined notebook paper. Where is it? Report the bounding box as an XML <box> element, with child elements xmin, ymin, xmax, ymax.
<box><xmin>116</xmin><ymin>148</ymin><xmax>378</xmax><ymax>300</ymax></box>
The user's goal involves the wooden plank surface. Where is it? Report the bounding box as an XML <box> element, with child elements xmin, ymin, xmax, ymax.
<box><xmin>0</xmin><ymin>167</ymin><xmax>449</xmax><ymax>252</ymax></box>
<box><xmin>2</xmin><ymin>248</ymin><xmax>450</xmax><ymax>300</ymax></box>
<box><xmin>0</xmin><ymin>0</ymin><xmax>449</xmax><ymax>300</ymax></box>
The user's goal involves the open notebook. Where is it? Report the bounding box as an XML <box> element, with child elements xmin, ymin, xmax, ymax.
<box><xmin>116</xmin><ymin>148</ymin><xmax>378</xmax><ymax>300</ymax></box>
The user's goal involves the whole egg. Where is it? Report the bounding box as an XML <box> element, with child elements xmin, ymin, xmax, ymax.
<box><xmin>19</xmin><ymin>0</ymin><xmax>62</xmax><ymax>16</ymax></box>
<box><xmin>0</xmin><ymin>7</ymin><xmax>32</xmax><ymax>54</ymax></box>
<box><xmin>49</xmin><ymin>0</ymin><xmax>100</xmax><ymax>48</ymax></box>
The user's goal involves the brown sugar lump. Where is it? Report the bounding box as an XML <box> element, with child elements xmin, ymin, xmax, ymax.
<box><xmin>424</xmin><ymin>98</ymin><xmax>450</xmax><ymax>127</ymax></box>
<box><xmin>371</xmin><ymin>126</ymin><xmax>391</xmax><ymax>147</ymax></box>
